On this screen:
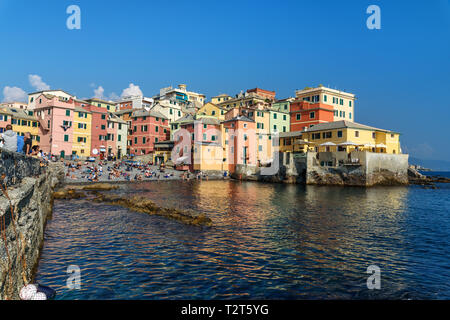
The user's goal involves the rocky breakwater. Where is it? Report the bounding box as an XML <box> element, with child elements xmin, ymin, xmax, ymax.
<box><xmin>54</xmin><ymin>183</ymin><xmax>213</xmax><ymax>227</ymax></box>
<box><xmin>0</xmin><ymin>150</ymin><xmax>64</xmax><ymax>300</ymax></box>
<box><xmin>408</xmin><ymin>167</ymin><xmax>450</xmax><ymax>188</ymax></box>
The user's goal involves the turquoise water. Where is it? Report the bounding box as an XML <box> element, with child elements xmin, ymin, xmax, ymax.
<box><xmin>34</xmin><ymin>179</ymin><xmax>450</xmax><ymax>299</ymax></box>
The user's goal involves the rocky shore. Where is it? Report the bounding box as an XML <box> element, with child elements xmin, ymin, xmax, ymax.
<box><xmin>407</xmin><ymin>167</ymin><xmax>450</xmax><ymax>188</ymax></box>
<box><xmin>53</xmin><ymin>184</ymin><xmax>213</xmax><ymax>227</ymax></box>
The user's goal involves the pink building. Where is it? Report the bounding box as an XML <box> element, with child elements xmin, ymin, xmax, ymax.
<box><xmin>34</xmin><ymin>94</ymin><xmax>75</xmax><ymax>158</ymax></box>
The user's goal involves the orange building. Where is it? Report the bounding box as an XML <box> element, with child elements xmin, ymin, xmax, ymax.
<box><xmin>290</xmin><ymin>100</ymin><xmax>334</xmax><ymax>132</ymax></box>
<box><xmin>246</xmin><ymin>88</ymin><xmax>276</xmax><ymax>101</ymax></box>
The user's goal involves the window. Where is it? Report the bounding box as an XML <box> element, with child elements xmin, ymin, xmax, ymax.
<box><xmin>337</xmin><ymin>130</ymin><xmax>343</xmax><ymax>138</ymax></box>
<box><xmin>349</xmin><ymin>112</ymin><xmax>352</xmax><ymax>119</ymax></box>
<box><xmin>170</xmin><ymin>109</ymin><xmax>173</xmax><ymax>115</ymax></box>
<box><xmin>212</xmin><ymin>135</ymin><xmax>216</xmax><ymax>141</ymax></box>
<box><xmin>273</xmin><ymin>113</ymin><xmax>277</xmax><ymax>119</ymax></box>
<box><xmin>118</xmin><ymin>135</ymin><xmax>121</xmax><ymax>142</ymax></box>
<box><xmin>324</xmin><ymin>95</ymin><xmax>327</xmax><ymax>102</ymax></box>
<box><xmin>340</xmin><ymin>99</ymin><xmax>343</xmax><ymax>105</ymax></box>
<box><xmin>355</xmin><ymin>131</ymin><xmax>359</xmax><ymax>137</ymax></box>
<box><xmin>203</xmin><ymin>133</ymin><xmax>207</xmax><ymax>140</ymax></box>
<box><xmin>211</xmin><ymin>111</ymin><xmax>216</xmax><ymax>116</ymax></box>
<box><xmin>349</xmin><ymin>101</ymin><xmax>352</xmax><ymax>107</ymax></box>
<box><xmin>155</xmin><ymin>137</ymin><xmax>158</xmax><ymax>143</ymax></box>
<box><xmin>142</xmin><ymin>137</ymin><xmax>146</xmax><ymax>144</ymax></box>
<box><xmin>296</xmin><ymin>114</ymin><xmax>301</xmax><ymax>120</ymax></box>
<box><xmin>312</xmin><ymin>133</ymin><xmax>321</xmax><ymax>140</ymax></box>
<box><xmin>66</xmin><ymin>110</ymin><xmax>70</xmax><ymax>116</ymax></box>
<box><xmin>273</xmin><ymin>125</ymin><xmax>277</xmax><ymax>130</ymax></box>
<box><xmin>101</xmin><ymin>114</ymin><xmax>106</xmax><ymax>120</ymax></box>
<box><xmin>64</xmin><ymin>135</ymin><xmax>69</xmax><ymax>142</ymax></box>
<box><xmin>310</xmin><ymin>112</ymin><xmax>315</xmax><ymax>119</ymax></box>
<box><xmin>283</xmin><ymin>114</ymin><xmax>286</xmax><ymax>121</ymax></box>
<box><xmin>322</xmin><ymin>131</ymin><xmax>332</xmax><ymax>139</ymax></box>
<box><xmin>259</xmin><ymin>145</ymin><xmax>263</xmax><ymax>151</ymax></box>
<box><xmin>155</xmin><ymin>126</ymin><xmax>159</xmax><ymax>132</ymax></box>
<box><xmin>372</xmin><ymin>132</ymin><xmax>376</xmax><ymax>139</ymax></box>
<box><xmin>134</xmin><ymin>137</ymin><xmax>137</xmax><ymax>144</ymax></box>
<box><xmin>101</xmin><ymin>125</ymin><xmax>105</xmax><ymax>130</ymax></box>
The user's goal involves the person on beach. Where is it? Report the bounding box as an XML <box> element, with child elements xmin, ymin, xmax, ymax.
<box><xmin>1</xmin><ymin>124</ymin><xmax>18</xmax><ymax>152</ymax></box>
<box><xmin>23</xmin><ymin>132</ymin><xmax>32</xmax><ymax>155</ymax></box>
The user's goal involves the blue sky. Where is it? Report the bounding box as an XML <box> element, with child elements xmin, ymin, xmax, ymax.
<box><xmin>1</xmin><ymin>0</ymin><xmax>449</xmax><ymax>161</ymax></box>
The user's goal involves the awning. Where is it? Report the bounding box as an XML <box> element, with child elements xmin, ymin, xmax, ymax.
<box><xmin>376</xmin><ymin>143</ymin><xmax>387</xmax><ymax>148</ymax></box>
<box><xmin>320</xmin><ymin>142</ymin><xmax>336</xmax><ymax>146</ymax></box>
<box><xmin>338</xmin><ymin>141</ymin><xmax>361</xmax><ymax>146</ymax></box>
<box><xmin>364</xmin><ymin>143</ymin><xmax>375</xmax><ymax>147</ymax></box>
<box><xmin>175</xmin><ymin>156</ymin><xmax>188</xmax><ymax>163</ymax></box>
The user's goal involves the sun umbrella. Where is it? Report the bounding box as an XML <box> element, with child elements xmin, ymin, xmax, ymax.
<box><xmin>320</xmin><ymin>142</ymin><xmax>336</xmax><ymax>146</ymax></box>
<box><xmin>376</xmin><ymin>143</ymin><xmax>387</xmax><ymax>148</ymax></box>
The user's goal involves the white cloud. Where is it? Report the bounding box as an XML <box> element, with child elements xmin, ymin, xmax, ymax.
<box><xmin>2</xmin><ymin>86</ymin><xmax>27</xmax><ymax>102</ymax></box>
<box><xmin>93</xmin><ymin>86</ymin><xmax>105</xmax><ymax>99</ymax></box>
<box><xmin>28</xmin><ymin>74</ymin><xmax>50</xmax><ymax>91</ymax></box>
<box><xmin>121</xmin><ymin>83</ymin><xmax>143</xmax><ymax>98</ymax></box>
<box><xmin>109</xmin><ymin>92</ymin><xmax>120</xmax><ymax>101</ymax></box>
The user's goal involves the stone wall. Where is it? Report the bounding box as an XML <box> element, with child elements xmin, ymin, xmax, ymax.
<box><xmin>0</xmin><ymin>150</ymin><xmax>43</xmax><ymax>187</ymax></box>
<box><xmin>0</xmin><ymin>150</ymin><xmax>64</xmax><ymax>300</ymax></box>
<box><xmin>243</xmin><ymin>151</ymin><xmax>409</xmax><ymax>186</ymax></box>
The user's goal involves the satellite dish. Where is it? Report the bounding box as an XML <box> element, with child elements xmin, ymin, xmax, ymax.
<box><xmin>92</xmin><ymin>149</ymin><xmax>98</xmax><ymax>155</ymax></box>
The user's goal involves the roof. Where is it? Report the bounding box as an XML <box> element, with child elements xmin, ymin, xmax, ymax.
<box><xmin>114</xmin><ymin>109</ymin><xmax>134</xmax><ymax>115</ymax></box>
<box><xmin>304</xmin><ymin>120</ymin><xmax>397</xmax><ymax>133</ymax></box>
<box><xmin>279</xmin><ymin>131</ymin><xmax>303</xmax><ymax>138</ymax></box>
<box><xmin>131</xmin><ymin>108</ymin><xmax>167</xmax><ymax>119</ymax></box>
<box><xmin>28</xmin><ymin>89</ymin><xmax>74</xmax><ymax>97</ymax></box>
<box><xmin>7</xmin><ymin>108</ymin><xmax>37</xmax><ymax>121</ymax></box>
<box><xmin>222</xmin><ymin>115</ymin><xmax>254</xmax><ymax>123</ymax></box>
<box><xmin>172</xmin><ymin>113</ymin><xmax>195</xmax><ymax>124</ymax></box>
<box><xmin>74</xmin><ymin>107</ymin><xmax>92</xmax><ymax>113</ymax></box>
<box><xmin>86</xmin><ymin>98</ymin><xmax>116</xmax><ymax>105</ymax></box>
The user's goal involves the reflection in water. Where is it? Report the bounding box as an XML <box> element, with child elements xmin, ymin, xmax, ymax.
<box><xmin>35</xmin><ymin>181</ymin><xmax>450</xmax><ymax>299</ymax></box>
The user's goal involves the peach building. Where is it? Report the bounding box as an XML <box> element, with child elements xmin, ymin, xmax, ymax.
<box><xmin>34</xmin><ymin>94</ymin><xmax>75</xmax><ymax>158</ymax></box>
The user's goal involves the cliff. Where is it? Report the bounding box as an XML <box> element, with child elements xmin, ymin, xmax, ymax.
<box><xmin>0</xmin><ymin>150</ymin><xmax>64</xmax><ymax>300</ymax></box>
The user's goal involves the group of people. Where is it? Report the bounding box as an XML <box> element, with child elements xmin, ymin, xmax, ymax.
<box><xmin>0</xmin><ymin>124</ymin><xmax>42</xmax><ymax>157</ymax></box>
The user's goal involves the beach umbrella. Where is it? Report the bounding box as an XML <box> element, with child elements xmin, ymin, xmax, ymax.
<box><xmin>376</xmin><ymin>143</ymin><xmax>387</xmax><ymax>148</ymax></box>
<box><xmin>338</xmin><ymin>141</ymin><xmax>360</xmax><ymax>146</ymax></box>
<box><xmin>319</xmin><ymin>142</ymin><xmax>336</xmax><ymax>146</ymax></box>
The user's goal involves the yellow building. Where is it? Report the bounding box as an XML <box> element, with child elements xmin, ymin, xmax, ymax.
<box><xmin>196</xmin><ymin>102</ymin><xmax>226</xmax><ymax>120</ymax></box>
<box><xmin>72</xmin><ymin>107</ymin><xmax>92</xmax><ymax>157</ymax></box>
<box><xmin>280</xmin><ymin>120</ymin><xmax>401</xmax><ymax>154</ymax></box>
<box><xmin>210</xmin><ymin>94</ymin><xmax>232</xmax><ymax>105</ymax></box>
<box><xmin>8</xmin><ymin>108</ymin><xmax>40</xmax><ymax>146</ymax></box>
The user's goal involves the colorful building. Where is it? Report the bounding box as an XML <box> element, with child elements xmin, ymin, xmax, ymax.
<box><xmin>72</xmin><ymin>106</ymin><xmax>92</xmax><ymax>158</ymax></box>
<box><xmin>210</xmin><ymin>94</ymin><xmax>231</xmax><ymax>105</ymax></box>
<box><xmin>222</xmin><ymin>116</ymin><xmax>257</xmax><ymax>174</ymax></box>
<box><xmin>28</xmin><ymin>90</ymin><xmax>74</xmax><ymax>110</ymax></box>
<box><xmin>280</xmin><ymin>120</ymin><xmax>401</xmax><ymax>154</ymax></box>
<box><xmin>196</xmin><ymin>102</ymin><xmax>226</xmax><ymax>120</ymax></box>
<box><xmin>86</xmin><ymin>98</ymin><xmax>117</xmax><ymax>112</ymax></box>
<box><xmin>295</xmin><ymin>85</ymin><xmax>355</xmax><ymax>121</ymax></box>
<box><xmin>80</xmin><ymin>103</ymin><xmax>108</xmax><ymax>158</ymax></box>
<box><xmin>34</xmin><ymin>94</ymin><xmax>75</xmax><ymax>158</ymax></box>
<box><xmin>290</xmin><ymin>100</ymin><xmax>334</xmax><ymax>132</ymax></box>
<box><xmin>129</xmin><ymin>109</ymin><xmax>170</xmax><ymax>155</ymax></box>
